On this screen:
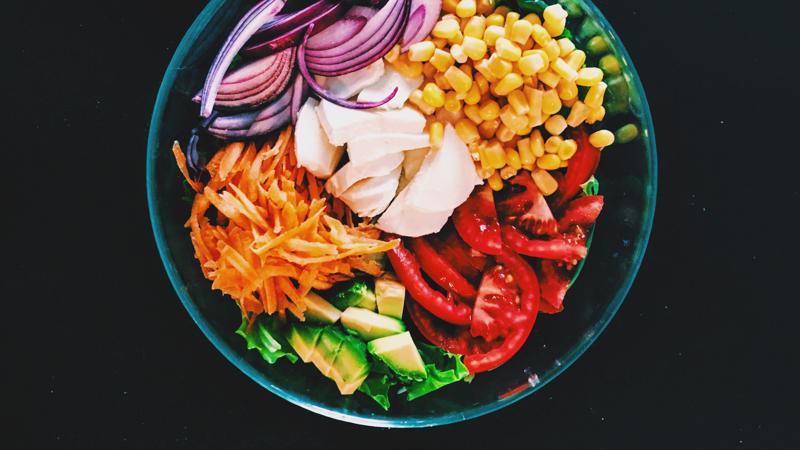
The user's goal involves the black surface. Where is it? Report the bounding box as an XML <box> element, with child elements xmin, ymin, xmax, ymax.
<box><xmin>3</xmin><ymin>1</ymin><xmax>797</xmax><ymax>448</ymax></box>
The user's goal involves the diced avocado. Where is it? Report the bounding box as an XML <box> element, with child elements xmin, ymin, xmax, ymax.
<box><xmin>367</xmin><ymin>332</ymin><xmax>427</xmax><ymax>380</ymax></box>
<box><xmin>331</xmin><ymin>280</ymin><xmax>377</xmax><ymax>311</ymax></box>
<box><xmin>287</xmin><ymin>324</ymin><xmax>324</xmax><ymax>363</ymax></box>
<box><xmin>341</xmin><ymin>307</ymin><xmax>405</xmax><ymax>341</ymax></box>
<box><xmin>375</xmin><ymin>276</ymin><xmax>406</xmax><ymax>319</ymax></box>
<box><xmin>310</xmin><ymin>327</ymin><xmax>345</xmax><ymax>376</ymax></box>
<box><xmin>329</xmin><ymin>334</ymin><xmax>371</xmax><ymax>395</ymax></box>
<box><xmin>303</xmin><ymin>292</ymin><xmax>342</xmax><ymax>324</ymax></box>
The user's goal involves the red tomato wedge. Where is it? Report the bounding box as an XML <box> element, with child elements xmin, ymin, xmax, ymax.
<box><xmin>557</xmin><ymin>195</ymin><xmax>604</xmax><ymax>232</ymax></box>
<box><xmin>497</xmin><ymin>174</ymin><xmax>558</xmax><ymax>236</ymax></box>
<box><xmin>453</xmin><ymin>185</ymin><xmax>503</xmax><ymax>256</ymax></box>
<box><xmin>409</xmin><ymin>237</ymin><xmax>477</xmax><ymax>299</ymax></box>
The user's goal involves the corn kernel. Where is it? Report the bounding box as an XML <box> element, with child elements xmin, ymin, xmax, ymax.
<box><xmin>542</xmin><ymin>89</ymin><xmax>562</xmax><ymax>114</ymax></box>
<box><xmin>559</xmin><ymin>159</ymin><xmax>569</xmax><ymax>168</ymax></box>
<box><xmin>557</xmin><ymin>139</ymin><xmax>578</xmax><ymax>160</ymax></box>
<box><xmin>517</xmin><ymin>138</ymin><xmax>533</xmax><ymax>165</ymax></box>
<box><xmin>504</xmin><ymin>12</ymin><xmax>520</xmax><ymax>34</ymax></box>
<box><xmin>499</xmin><ymin>165</ymin><xmax>518</xmax><ymax>180</ymax></box>
<box><xmin>432</xmin><ymin>19</ymin><xmax>460</xmax><ymax>39</ymax></box>
<box><xmin>485</xmin><ymin>13</ymin><xmax>505</xmax><ymax>27</ymax></box>
<box><xmin>544</xmin><ymin>114</ymin><xmax>567</xmax><ymax>135</ymax></box>
<box><xmin>557</xmin><ymin>79</ymin><xmax>578</xmax><ymax>100</ymax></box>
<box><xmin>561</xmin><ymin>96</ymin><xmax>577</xmax><ymax>108</ymax></box>
<box><xmin>506</xmin><ymin>89</ymin><xmax>529</xmax><ymax>115</ymax></box>
<box><xmin>545</xmin><ymin>135</ymin><xmax>563</xmax><ymax>154</ymax></box>
<box><xmin>584</xmin><ymin>81</ymin><xmax>607</xmax><ymax>109</ymax></box>
<box><xmin>522</xmin><ymin>13</ymin><xmax>541</xmax><ymax>25</ymax></box>
<box><xmin>432</xmin><ymin>37</ymin><xmax>448</xmax><ymax>48</ymax></box>
<box><xmin>442</xmin><ymin>0</ymin><xmax>459</xmax><ymax>13</ymax></box>
<box><xmin>523</xmin><ymin>75</ymin><xmax>538</xmax><ymax>87</ymax></box>
<box><xmin>527</xmin><ymin>49</ymin><xmax>550</xmax><ymax>67</ymax></box>
<box><xmin>436</xmin><ymin>106</ymin><xmax>464</xmax><ymax>123</ymax></box>
<box><xmin>454</xmin><ymin>118</ymin><xmax>480</xmax><ymax>144</ymax></box>
<box><xmin>589</xmin><ymin>130</ymin><xmax>615</xmax><ymax>148</ymax></box>
<box><xmin>500</xmin><ymin>105</ymin><xmax>528</xmax><ymax>133</ymax></box>
<box><xmin>474</xmin><ymin>72</ymin><xmax>491</xmax><ymax>94</ymax></box>
<box><xmin>495</xmin><ymin>37</ymin><xmax>522</xmax><ymax>61</ymax></box>
<box><xmin>496</xmin><ymin>123</ymin><xmax>515</xmax><ymax>142</ymax></box>
<box><xmin>494</xmin><ymin>5</ymin><xmax>510</xmax><ymax>15</ymax></box>
<box><xmin>543</xmin><ymin>39</ymin><xmax>561</xmax><ymax>61</ymax></box>
<box><xmin>422</xmin><ymin>82</ymin><xmax>446</xmax><ymax>108</ymax></box>
<box><xmin>551</xmin><ymin>58</ymin><xmax>578</xmax><ymax>82</ymax></box>
<box><xmin>505</xmin><ymin>148</ymin><xmax>522</xmax><ymax>170</ymax></box>
<box><xmin>522</xmin><ymin>162</ymin><xmax>535</xmax><ymax>171</ymax></box>
<box><xmin>456</xmin><ymin>0</ymin><xmax>476</xmax><ymax>17</ymax></box>
<box><xmin>476</xmin><ymin>0</ymin><xmax>494</xmax><ymax>15</ymax></box>
<box><xmin>464</xmin><ymin>16</ymin><xmax>486</xmax><ymax>38</ymax></box>
<box><xmin>395</xmin><ymin>59</ymin><xmax>424</xmax><ymax>78</ymax></box>
<box><xmin>479</xmin><ymin>118</ymin><xmax>500</xmax><ymax>138</ymax></box>
<box><xmin>444</xmin><ymin>66</ymin><xmax>473</xmax><ymax>94</ymax></box>
<box><xmin>434</xmin><ymin>72</ymin><xmax>452</xmax><ymax>90</ymax></box>
<box><xmin>566</xmin><ymin>49</ymin><xmax>586</xmax><ymax>70</ymax></box>
<box><xmin>465</xmin><ymin>84</ymin><xmax>482</xmax><ymax>105</ymax></box>
<box><xmin>464</xmin><ymin>103</ymin><xmax>483</xmax><ymax>124</ymax></box>
<box><xmin>461</xmin><ymin>36</ymin><xmax>488</xmax><ymax>60</ymax></box>
<box><xmin>543</xmin><ymin>4</ymin><xmax>568</xmax><ymax>23</ymax></box>
<box><xmin>484</xmin><ymin>25</ymin><xmax>506</xmax><ymax>46</ymax></box>
<box><xmin>384</xmin><ymin>44</ymin><xmax>400</xmax><ymax>63</ymax></box>
<box><xmin>544</xmin><ymin>17</ymin><xmax>565</xmax><ymax>37</ymax></box>
<box><xmin>487</xmin><ymin>171</ymin><xmax>504</xmax><ymax>191</ymax></box>
<box><xmin>536</xmin><ymin>154</ymin><xmax>561</xmax><ymax>170</ymax></box>
<box><xmin>494</xmin><ymin>72</ymin><xmax>523</xmax><ymax>96</ymax></box>
<box><xmin>448</xmin><ymin>29</ymin><xmax>464</xmax><ymax>45</ymax></box>
<box><xmin>521</xmin><ymin>37</ymin><xmax>535</xmax><ymax>51</ymax></box>
<box><xmin>576</xmin><ymin>67</ymin><xmax>604</xmax><ymax>86</ymax></box>
<box><xmin>482</xmin><ymin>140</ymin><xmax>506</xmax><ymax>168</ymax></box>
<box><xmin>478</xmin><ymin>99</ymin><xmax>501</xmax><ymax>121</ymax></box>
<box><xmin>586</xmin><ymin>105</ymin><xmax>606</xmax><ymax>124</ymax></box>
<box><xmin>518</xmin><ymin>53</ymin><xmax>545</xmax><ymax>76</ymax></box>
<box><xmin>530</xmin><ymin>129</ymin><xmax>545</xmax><ymax>157</ymax></box>
<box><xmin>525</xmin><ymin>87</ymin><xmax>543</xmax><ymax>126</ymax></box>
<box><xmin>558</xmin><ymin>38</ymin><xmax>576</xmax><ymax>57</ymax></box>
<box><xmin>487</xmin><ymin>54</ymin><xmax>512</xmax><ymax>78</ymax></box>
<box><xmin>566</xmin><ymin>101</ymin><xmax>590</xmax><ymax>127</ymax></box>
<box><xmin>538</xmin><ymin>69</ymin><xmax>561</xmax><ymax>88</ymax></box>
<box><xmin>409</xmin><ymin>89</ymin><xmax>436</xmax><ymax>115</ymax></box>
<box><xmin>408</xmin><ymin>41</ymin><xmax>436</xmax><ymax>62</ymax></box>
<box><xmin>531</xmin><ymin>169</ymin><xmax>559</xmax><ymax>195</ymax></box>
<box><xmin>444</xmin><ymin>91</ymin><xmax>463</xmax><ymax>113</ymax></box>
<box><xmin>430</xmin><ymin>48</ymin><xmax>455</xmax><ymax>72</ymax></box>
<box><xmin>429</xmin><ymin>121</ymin><xmax>444</xmax><ymax>148</ymax></box>
<box><xmin>508</xmin><ymin>19</ymin><xmax>533</xmax><ymax>45</ymax></box>
<box><xmin>531</xmin><ymin>24</ymin><xmax>551</xmax><ymax>46</ymax></box>
<box><xmin>423</xmin><ymin>62</ymin><xmax>437</xmax><ymax>78</ymax></box>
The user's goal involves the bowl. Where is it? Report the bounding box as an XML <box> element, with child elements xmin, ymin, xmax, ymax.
<box><xmin>146</xmin><ymin>0</ymin><xmax>657</xmax><ymax>427</ymax></box>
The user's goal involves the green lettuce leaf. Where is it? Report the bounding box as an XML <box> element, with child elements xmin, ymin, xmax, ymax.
<box><xmin>236</xmin><ymin>315</ymin><xmax>298</xmax><ymax>364</ymax></box>
<box><xmin>581</xmin><ymin>175</ymin><xmax>599</xmax><ymax>196</ymax></box>
<box><xmin>405</xmin><ymin>344</ymin><xmax>470</xmax><ymax>401</ymax></box>
<box><xmin>358</xmin><ymin>371</ymin><xmax>397</xmax><ymax>411</ymax></box>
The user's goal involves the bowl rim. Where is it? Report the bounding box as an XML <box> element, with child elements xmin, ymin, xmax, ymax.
<box><xmin>146</xmin><ymin>0</ymin><xmax>657</xmax><ymax>428</ymax></box>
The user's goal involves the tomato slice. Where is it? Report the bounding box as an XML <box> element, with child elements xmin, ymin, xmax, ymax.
<box><xmin>553</xmin><ymin>127</ymin><xmax>602</xmax><ymax>209</ymax></box>
<box><xmin>471</xmin><ymin>265</ymin><xmax>521</xmax><ymax>342</ymax></box>
<box><xmin>539</xmin><ymin>260</ymin><xmax>569</xmax><ymax>313</ymax></box>
<box><xmin>497</xmin><ymin>174</ymin><xmax>557</xmax><ymax>236</ymax></box>
<box><xmin>502</xmin><ymin>224</ymin><xmax>587</xmax><ymax>264</ymax></box>
<box><xmin>407</xmin><ymin>301</ymin><xmax>500</xmax><ymax>356</ymax></box>
<box><xmin>431</xmin><ymin>224</ymin><xmax>491</xmax><ymax>283</ymax></box>
<box><xmin>409</xmin><ymin>237</ymin><xmax>477</xmax><ymax>299</ymax></box>
<box><xmin>557</xmin><ymin>195</ymin><xmax>604</xmax><ymax>232</ymax></box>
<box><xmin>453</xmin><ymin>185</ymin><xmax>503</xmax><ymax>256</ymax></box>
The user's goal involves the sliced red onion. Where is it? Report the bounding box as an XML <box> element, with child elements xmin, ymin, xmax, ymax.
<box><xmin>216</xmin><ymin>53</ymin><xmax>291</xmax><ymax>99</ymax></box>
<box><xmin>305</xmin><ymin>0</ymin><xmax>403</xmax><ymax>59</ymax></box>
<box><xmin>298</xmin><ymin>24</ymin><xmax>397</xmax><ymax>109</ymax></box>
<box><xmin>399</xmin><ymin>0</ymin><xmax>441</xmax><ymax>51</ymax></box>
<box><xmin>199</xmin><ymin>0</ymin><xmax>287</xmax><ymax>118</ymax></box>
<box><xmin>290</xmin><ymin>75</ymin><xmax>308</xmax><ymax>124</ymax></box>
<box><xmin>305</xmin><ymin>16</ymin><xmax>368</xmax><ymax>51</ymax></box>
<box><xmin>214</xmin><ymin>49</ymin><xmax>295</xmax><ymax>109</ymax></box>
<box><xmin>209</xmin><ymin>78</ymin><xmax>294</xmax><ymax>139</ymax></box>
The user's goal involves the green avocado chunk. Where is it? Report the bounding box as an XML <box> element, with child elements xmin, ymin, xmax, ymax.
<box><xmin>286</xmin><ymin>324</ymin><xmax>324</xmax><ymax>363</ymax></box>
<box><xmin>375</xmin><ymin>276</ymin><xmax>405</xmax><ymax>319</ymax></box>
<box><xmin>331</xmin><ymin>280</ymin><xmax>377</xmax><ymax>311</ymax></box>
<box><xmin>291</xmin><ymin>325</ymin><xmax>371</xmax><ymax>395</ymax></box>
<box><xmin>367</xmin><ymin>332</ymin><xmax>427</xmax><ymax>380</ymax></box>
<box><xmin>303</xmin><ymin>292</ymin><xmax>342</xmax><ymax>324</ymax></box>
<box><xmin>341</xmin><ymin>307</ymin><xmax>406</xmax><ymax>341</ymax></box>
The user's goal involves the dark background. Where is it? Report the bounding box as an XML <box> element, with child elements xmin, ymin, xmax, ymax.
<box><xmin>3</xmin><ymin>1</ymin><xmax>798</xmax><ymax>448</ymax></box>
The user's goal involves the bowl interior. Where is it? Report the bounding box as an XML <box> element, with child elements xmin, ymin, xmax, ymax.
<box><xmin>146</xmin><ymin>0</ymin><xmax>657</xmax><ymax>427</ymax></box>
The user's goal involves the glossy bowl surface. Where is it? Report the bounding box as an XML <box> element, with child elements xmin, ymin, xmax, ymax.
<box><xmin>147</xmin><ymin>0</ymin><xmax>657</xmax><ymax>427</ymax></box>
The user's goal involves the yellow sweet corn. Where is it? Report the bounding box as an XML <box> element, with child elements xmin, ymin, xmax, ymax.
<box><xmin>487</xmin><ymin>171</ymin><xmax>504</xmax><ymax>191</ymax></box>
<box><xmin>384</xmin><ymin>44</ymin><xmax>401</xmax><ymax>63</ymax></box>
<box><xmin>495</xmin><ymin>37</ymin><xmax>522</xmax><ymax>61</ymax></box>
<box><xmin>494</xmin><ymin>5</ymin><xmax>510</xmax><ymax>15</ymax></box>
<box><xmin>505</xmin><ymin>148</ymin><xmax>522</xmax><ymax>170</ymax></box>
<box><xmin>510</xmin><ymin>19</ymin><xmax>533</xmax><ymax>45</ymax></box>
<box><xmin>523</xmin><ymin>74</ymin><xmax>538</xmax><ymax>88</ymax></box>
<box><xmin>464</xmin><ymin>103</ymin><xmax>483</xmax><ymax>124</ymax></box>
<box><xmin>543</xmin><ymin>39</ymin><xmax>561</xmax><ymax>61</ymax></box>
<box><xmin>423</xmin><ymin>62</ymin><xmax>437</xmax><ymax>78</ymax></box>
<box><xmin>558</xmin><ymin>38</ymin><xmax>576</xmax><ymax>57</ymax></box>
<box><xmin>483</xmin><ymin>140</ymin><xmax>507</xmax><ymax>169</ymax></box>
<box><xmin>485</xmin><ymin>13</ymin><xmax>505</xmax><ymax>27</ymax></box>
<box><xmin>444</xmin><ymin>66</ymin><xmax>473</xmax><ymax>93</ymax></box>
<box><xmin>525</xmin><ymin>86</ymin><xmax>543</xmax><ymax>127</ymax></box>
<box><xmin>478</xmin><ymin>118</ymin><xmax>500</xmax><ymax>138</ymax></box>
<box><xmin>538</xmin><ymin>69</ymin><xmax>561</xmax><ymax>88</ymax></box>
<box><xmin>518</xmin><ymin>53</ymin><xmax>546</xmax><ymax>75</ymax></box>
<box><xmin>450</xmin><ymin>44</ymin><xmax>468</xmax><ymax>64</ymax></box>
<box><xmin>444</xmin><ymin>91</ymin><xmax>463</xmax><ymax>112</ymax></box>
<box><xmin>566</xmin><ymin>49</ymin><xmax>586</xmax><ymax>70</ymax></box>
<box><xmin>432</xmin><ymin>37</ymin><xmax>448</xmax><ymax>48</ymax></box>
<box><xmin>494</xmin><ymin>72</ymin><xmax>523</xmax><ymax>96</ymax></box>
<box><xmin>429</xmin><ymin>121</ymin><xmax>444</xmax><ymax>148</ymax></box>
<box><xmin>432</xmin><ymin>19</ymin><xmax>460</xmax><ymax>39</ymax></box>
<box><xmin>544</xmin><ymin>114</ymin><xmax>567</xmax><ymax>136</ymax></box>
<box><xmin>536</xmin><ymin>154</ymin><xmax>561</xmax><ymax>170</ymax></box>
<box><xmin>422</xmin><ymin>82</ymin><xmax>446</xmax><ymax>108</ymax></box>
<box><xmin>531</xmin><ymin>169</ymin><xmax>558</xmax><ymax>195</ymax></box>
<box><xmin>483</xmin><ymin>25</ymin><xmax>506</xmax><ymax>46</ymax></box>
<box><xmin>522</xmin><ymin>13</ymin><xmax>541</xmax><ymax>25</ymax></box>
<box><xmin>557</xmin><ymin>79</ymin><xmax>578</xmax><ymax>100</ymax></box>
<box><xmin>576</xmin><ymin>67</ymin><xmax>604</xmax><ymax>86</ymax></box>
<box><xmin>584</xmin><ymin>82</ymin><xmax>606</xmax><ymax>109</ymax></box>
<box><xmin>500</xmin><ymin>105</ymin><xmax>528</xmax><ymax>133</ymax></box>
<box><xmin>474</xmin><ymin>72</ymin><xmax>491</xmax><ymax>94</ymax></box>
<box><xmin>531</xmin><ymin>24</ymin><xmax>551</xmax><ymax>46</ymax></box>
<box><xmin>456</xmin><ymin>0</ymin><xmax>476</xmax><ymax>17</ymax></box>
<box><xmin>517</xmin><ymin>138</ymin><xmax>534</xmax><ymax>165</ymax></box>
<box><xmin>487</xmin><ymin>54</ymin><xmax>513</xmax><ymax>78</ymax></box>
<box><xmin>454</xmin><ymin>118</ymin><xmax>480</xmax><ymax>144</ymax></box>
<box><xmin>589</xmin><ymin>130</ymin><xmax>615</xmax><ymax>148</ymax></box>
<box><xmin>566</xmin><ymin>101</ymin><xmax>590</xmax><ymax>128</ymax></box>
<box><xmin>507</xmin><ymin>89</ymin><xmax>529</xmax><ymax>115</ymax></box>
<box><xmin>478</xmin><ymin>99</ymin><xmax>501</xmax><ymax>121</ymax></box>
<box><xmin>545</xmin><ymin>135</ymin><xmax>563</xmax><ymax>154</ymax></box>
<box><xmin>408</xmin><ymin>41</ymin><xmax>436</xmax><ymax>62</ymax></box>
<box><xmin>442</xmin><ymin>0</ymin><xmax>459</xmax><ymax>13</ymax></box>
<box><xmin>525</xmin><ymin>49</ymin><xmax>549</xmax><ymax>67</ymax></box>
<box><xmin>543</xmin><ymin>4</ymin><xmax>568</xmax><ymax>23</ymax></box>
<box><xmin>551</xmin><ymin>58</ymin><xmax>578</xmax><ymax>82</ymax></box>
<box><xmin>434</xmin><ymin>72</ymin><xmax>452</xmax><ymax>90</ymax></box>
<box><xmin>521</xmin><ymin>38</ymin><xmax>535</xmax><ymax>51</ymax></box>
<box><xmin>522</xmin><ymin>162</ymin><xmax>535</xmax><ymax>172</ymax></box>
<box><xmin>464</xmin><ymin>16</ymin><xmax>486</xmax><ymax>38</ymax></box>
<box><xmin>586</xmin><ymin>105</ymin><xmax>606</xmax><ymax>124</ymax></box>
<box><xmin>476</xmin><ymin>0</ymin><xmax>494</xmax><ymax>15</ymax></box>
<box><xmin>461</xmin><ymin>36</ymin><xmax>488</xmax><ymax>60</ymax></box>
<box><xmin>530</xmin><ymin>129</ymin><xmax>545</xmax><ymax>157</ymax></box>
<box><xmin>496</xmin><ymin>123</ymin><xmax>516</xmax><ymax>142</ymax></box>
<box><xmin>465</xmin><ymin>84</ymin><xmax>482</xmax><ymax>105</ymax></box>
<box><xmin>409</xmin><ymin>89</ymin><xmax>436</xmax><ymax>114</ymax></box>
<box><xmin>395</xmin><ymin>58</ymin><xmax>424</xmax><ymax>78</ymax></box>
<box><xmin>544</xmin><ymin>17</ymin><xmax>565</xmax><ymax>37</ymax></box>
<box><xmin>500</xmin><ymin>165</ymin><xmax>518</xmax><ymax>180</ymax></box>
<box><xmin>429</xmin><ymin>48</ymin><xmax>455</xmax><ymax>72</ymax></box>
<box><xmin>542</xmin><ymin>89</ymin><xmax>562</xmax><ymax>114</ymax></box>
<box><xmin>557</xmin><ymin>138</ymin><xmax>578</xmax><ymax>160</ymax></box>
<box><xmin>561</xmin><ymin>96</ymin><xmax>577</xmax><ymax>108</ymax></box>
<box><xmin>559</xmin><ymin>159</ymin><xmax>569</xmax><ymax>168</ymax></box>
<box><xmin>504</xmin><ymin>12</ymin><xmax>520</xmax><ymax>36</ymax></box>
<box><xmin>448</xmin><ymin>29</ymin><xmax>464</xmax><ymax>45</ymax></box>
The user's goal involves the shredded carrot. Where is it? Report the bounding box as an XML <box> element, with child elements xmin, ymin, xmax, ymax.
<box><xmin>172</xmin><ymin>126</ymin><xmax>398</xmax><ymax>320</ymax></box>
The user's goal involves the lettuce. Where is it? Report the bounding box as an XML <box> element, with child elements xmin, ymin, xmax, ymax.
<box><xmin>235</xmin><ymin>316</ymin><xmax>298</xmax><ymax>364</ymax></box>
<box><xmin>581</xmin><ymin>175</ymin><xmax>599</xmax><ymax>196</ymax></box>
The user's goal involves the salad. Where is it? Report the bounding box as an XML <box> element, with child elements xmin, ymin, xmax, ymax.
<box><xmin>171</xmin><ymin>0</ymin><xmax>640</xmax><ymax>410</ymax></box>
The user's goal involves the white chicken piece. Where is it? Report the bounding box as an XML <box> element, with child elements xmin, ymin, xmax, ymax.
<box><xmin>325</xmin><ymin>152</ymin><xmax>405</xmax><ymax>197</ymax></box>
<box><xmin>293</xmin><ymin>98</ymin><xmax>344</xmax><ymax>179</ymax></box>
<box><xmin>398</xmin><ymin>147</ymin><xmax>430</xmax><ymax>192</ymax></box>
<box><xmin>346</xmin><ymin>133</ymin><xmax>430</xmax><ymax>167</ymax></box>
<box><xmin>338</xmin><ymin>165</ymin><xmax>402</xmax><ymax>218</ymax></box>
<box><xmin>405</xmin><ymin>124</ymin><xmax>483</xmax><ymax>212</ymax></box>
<box><xmin>357</xmin><ymin>66</ymin><xmax>424</xmax><ymax>110</ymax></box>
<box><xmin>377</xmin><ymin>184</ymin><xmax>454</xmax><ymax>237</ymax></box>
<box><xmin>316</xmin><ymin>102</ymin><xmax>426</xmax><ymax>146</ymax></box>
<box><xmin>315</xmin><ymin>59</ymin><xmax>384</xmax><ymax>100</ymax></box>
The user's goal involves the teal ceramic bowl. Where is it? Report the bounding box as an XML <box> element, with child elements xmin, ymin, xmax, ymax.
<box><xmin>147</xmin><ymin>0</ymin><xmax>656</xmax><ymax>427</ymax></box>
